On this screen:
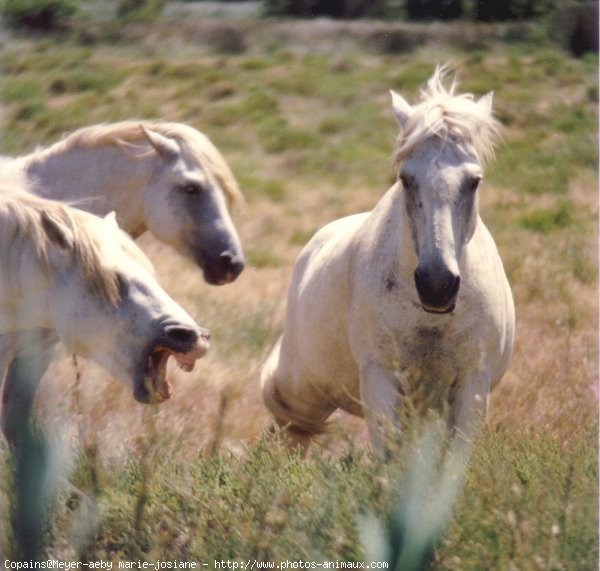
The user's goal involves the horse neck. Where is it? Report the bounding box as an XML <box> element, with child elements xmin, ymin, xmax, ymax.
<box><xmin>0</xmin><ymin>231</ymin><xmax>52</xmax><ymax>332</ymax></box>
<box><xmin>362</xmin><ymin>183</ymin><xmax>418</xmax><ymax>280</ymax></box>
<box><xmin>21</xmin><ymin>143</ymin><xmax>155</xmax><ymax>236</ymax></box>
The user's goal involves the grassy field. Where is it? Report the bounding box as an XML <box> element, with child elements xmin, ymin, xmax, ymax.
<box><xmin>0</xmin><ymin>13</ymin><xmax>597</xmax><ymax>569</ymax></box>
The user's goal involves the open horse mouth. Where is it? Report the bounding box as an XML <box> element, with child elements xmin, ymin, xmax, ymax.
<box><xmin>135</xmin><ymin>329</ymin><xmax>210</xmax><ymax>405</ymax></box>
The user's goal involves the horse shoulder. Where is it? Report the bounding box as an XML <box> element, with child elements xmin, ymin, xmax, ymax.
<box><xmin>277</xmin><ymin>213</ymin><xmax>367</xmax><ymax>402</ymax></box>
<box><xmin>290</xmin><ymin>213</ymin><xmax>368</xmax><ymax>297</ymax></box>
<box><xmin>347</xmin><ymin>192</ymin><xmax>415</xmax><ymax>344</ymax></box>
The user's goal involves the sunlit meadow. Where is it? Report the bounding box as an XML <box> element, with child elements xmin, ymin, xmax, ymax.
<box><xmin>0</xmin><ymin>9</ymin><xmax>597</xmax><ymax>569</ymax></box>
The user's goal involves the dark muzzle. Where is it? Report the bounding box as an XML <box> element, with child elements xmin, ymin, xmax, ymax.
<box><xmin>198</xmin><ymin>249</ymin><xmax>245</xmax><ymax>286</ymax></box>
<box><xmin>414</xmin><ymin>265</ymin><xmax>460</xmax><ymax>314</ymax></box>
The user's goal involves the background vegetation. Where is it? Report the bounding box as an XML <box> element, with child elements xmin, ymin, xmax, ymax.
<box><xmin>0</xmin><ymin>2</ymin><xmax>597</xmax><ymax>569</ymax></box>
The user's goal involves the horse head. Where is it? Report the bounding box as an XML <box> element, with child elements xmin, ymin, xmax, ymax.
<box><xmin>140</xmin><ymin>124</ymin><xmax>245</xmax><ymax>285</ymax></box>
<box><xmin>391</xmin><ymin>68</ymin><xmax>500</xmax><ymax>314</ymax></box>
<box><xmin>39</xmin><ymin>206</ymin><xmax>211</xmax><ymax>404</ymax></box>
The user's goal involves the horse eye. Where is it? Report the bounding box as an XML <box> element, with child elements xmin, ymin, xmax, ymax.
<box><xmin>178</xmin><ymin>183</ymin><xmax>203</xmax><ymax>196</ymax></box>
<box><xmin>115</xmin><ymin>272</ymin><xmax>128</xmax><ymax>298</ymax></box>
<box><xmin>399</xmin><ymin>173</ymin><xmax>412</xmax><ymax>190</ymax></box>
<box><xmin>468</xmin><ymin>177</ymin><xmax>482</xmax><ymax>192</ymax></box>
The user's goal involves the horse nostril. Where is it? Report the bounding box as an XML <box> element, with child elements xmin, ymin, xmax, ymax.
<box><xmin>414</xmin><ymin>267</ymin><xmax>426</xmax><ymax>294</ymax></box>
<box><xmin>199</xmin><ymin>327</ymin><xmax>210</xmax><ymax>342</ymax></box>
<box><xmin>219</xmin><ymin>251</ymin><xmax>245</xmax><ymax>276</ymax></box>
<box><xmin>447</xmin><ymin>274</ymin><xmax>461</xmax><ymax>301</ymax></box>
<box><xmin>164</xmin><ymin>325</ymin><xmax>199</xmax><ymax>346</ymax></box>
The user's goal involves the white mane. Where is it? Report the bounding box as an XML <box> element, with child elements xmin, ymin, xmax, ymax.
<box><xmin>393</xmin><ymin>67</ymin><xmax>501</xmax><ymax>167</ymax></box>
<box><xmin>57</xmin><ymin>121</ymin><xmax>243</xmax><ymax>206</ymax></box>
<box><xmin>0</xmin><ymin>181</ymin><xmax>149</xmax><ymax>305</ymax></box>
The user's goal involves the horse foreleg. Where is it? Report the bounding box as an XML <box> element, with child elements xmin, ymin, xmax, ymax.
<box><xmin>262</xmin><ymin>372</ymin><xmax>330</xmax><ymax>456</ymax></box>
<box><xmin>360</xmin><ymin>360</ymin><xmax>401</xmax><ymax>455</ymax></box>
<box><xmin>261</xmin><ymin>338</ymin><xmax>333</xmax><ymax>456</ymax></box>
<box><xmin>1</xmin><ymin>330</ymin><xmax>58</xmax><ymax>445</ymax></box>
<box><xmin>450</xmin><ymin>373</ymin><xmax>491</xmax><ymax>452</ymax></box>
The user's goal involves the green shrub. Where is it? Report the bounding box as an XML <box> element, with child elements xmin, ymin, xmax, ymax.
<box><xmin>0</xmin><ymin>0</ymin><xmax>77</xmax><ymax>30</ymax></box>
<box><xmin>518</xmin><ymin>201</ymin><xmax>575</xmax><ymax>233</ymax></box>
<box><xmin>263</xmin><ymin>0</ymin><xmax>390</xmax><ymax>18</ymax></box>
<box><xmin>474</xmin><ymin>0</ymin><xmax>561</xmax><ymax>21</ymax></box>
<box><xmin>405</xmin><ymin>0</ymin><xmax>463</xmax><ymax>20</ymax></box>
<box><xmin>548</xmin><ymin>2</ymin><xmax>599</xmax><ymax>56</ymax></box>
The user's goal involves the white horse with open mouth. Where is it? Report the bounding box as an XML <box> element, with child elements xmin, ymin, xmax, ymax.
<box><xmin>261</xmin><ymin>68</ymin><xmax>515</xmax><ymax>452</ymax></box>
<box><xmin>0</xmin><ymin>121</ymin><xmax>242</xmax><ymax>441</ymax></box>
<box><xmin>0</xmin><ymin>184</ymin><xmax>210</xmax><ymax>442</ymax></box>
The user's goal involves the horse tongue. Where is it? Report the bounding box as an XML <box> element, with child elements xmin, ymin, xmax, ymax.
<box><xmin>158</xmin><ymin>378</ymin><xmax>173</xmax><ymax>400</ymax></box>
<box><xmin>146</xmin><ymin>347</ymin><xmax>172</xmax><ymax>403</ymax></box>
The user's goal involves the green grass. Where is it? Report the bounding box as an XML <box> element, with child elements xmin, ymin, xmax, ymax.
<box><xmin>433</xmin><ymin>426</ymin><xmax>598</xmax><ymax>570</ymax></box>
<box><xmin>518</xmin><ymin>200</ymin><xmax>575</xmax><ymax>233</ymax></box>
<box><xmin>1</xmin><ymin>424</ymin><xmax>594</xmax><ymax>567</ymax></box>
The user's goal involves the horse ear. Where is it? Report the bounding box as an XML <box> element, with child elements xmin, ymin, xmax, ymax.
<box><xmin>103</xmin><ymin>211</ymin><xmax>120</xmax><ymax>230</ymax></box>
<box><xmin>390</xmin><ymin>90</ymin><xmax>412</xmax><ymax>127</ymax></box>
<box><xmin>478</xmin><ymin>91</ymin><xmax>494</xmax><ymax>114</ymax></box>
<box><xmin>41</xmin><ymin>211</ymin><xmax>74</xmax><ymax>251</ymax></box>
<box><xmin>140</xmin><ymin>125</ymin><xmax>179</xmax><ymax>161</ymax></box>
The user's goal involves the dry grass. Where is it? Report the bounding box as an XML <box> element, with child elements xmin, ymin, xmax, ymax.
<box><xmin>4</xmin><ymin>39</ymin><xmax>593</xmax><ymax>455</ymax></box>
<box><xmin>33</xmin><ymin>193</ymin><xmax>598</xmax><ymax>460</ymax></box>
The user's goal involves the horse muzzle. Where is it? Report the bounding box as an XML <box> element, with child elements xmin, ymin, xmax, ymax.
<box><xmin>199</xmin><ymin>250</ymin><xmax>245</xmax><ymax>286</ymax></box>
<box><xmin>134</xmin><ymin>324</ymin><xmax>210</xmax><ymax>405</ymax></box>
<box><xmin>414</xmin><ymin>265</ymin><xmax>460</xmax><ymax>315</ymax></box>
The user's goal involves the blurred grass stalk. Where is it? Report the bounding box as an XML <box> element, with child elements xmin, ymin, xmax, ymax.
<box><xmin>359</xmin><ymin>420</ymin><xmax>470</xmax><ymax>571</ymax></box>
<box><xmin>7</xmin><ymin>330</ymin><xmax>59</xmax><ymax>560</ymax></box>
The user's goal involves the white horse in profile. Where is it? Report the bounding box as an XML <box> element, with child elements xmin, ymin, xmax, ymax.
<box><xmin>261</xmin><ymin>68</ymin><xmax>515</xmax><ymax>452</ymax></box>
<box><xmin>1</xmin><ymin>120</ymin><xmax>244</xmax><ymax>282</ymax></box>
<box><xmin>0</xmin><ymin>185</ymin><xmax>210</xmax><ymax>441</ymax></box>
<box><xmin>0</xmin><ymin>121</ymin><xmax>243</xmax><ymax>441</ymax></box>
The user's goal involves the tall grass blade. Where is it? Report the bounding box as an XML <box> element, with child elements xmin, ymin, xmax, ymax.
<box><xmin>359</xmin><ymin>421</ymin><xmax>470</xmax><ymax>571</ymax></box>
<box><xmin>9</xmin><ymin>332</ymin><xmax>55</xmax><ymax>561</ymax></box>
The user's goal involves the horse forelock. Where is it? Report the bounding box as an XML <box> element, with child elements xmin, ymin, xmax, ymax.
<box><xmin>0</xmin><ymin>186</ymin><xmax>121</xmax><ymax>306</ymax></box>
<box><xmin>149</xmin><ymin>122</ymin><xmax>244</xmax><ymax>209</ymax></box>
<box><xmin>60</xmin><ymin>121</ymin><xmax>244</xmax><ymax>208</ymax></box>
<box><xmin>393</xmin><ymin>67</ymin><xmax>501</xmax><ymax>168</ymax></box>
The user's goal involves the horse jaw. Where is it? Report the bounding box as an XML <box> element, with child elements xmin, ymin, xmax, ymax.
<box><xmin>137</xmin><ymin>337</ymin><xmax>209</xmax><ymax>405</ymax></box>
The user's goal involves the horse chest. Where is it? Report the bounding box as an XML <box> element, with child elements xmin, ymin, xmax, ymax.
<box><xmin>374</xmin><ymin>323</ymin><xmax>475</xmax><ymax>411</ymax></box>
<box><xmin>374</xmin><ymin>308</ymin><xmax>479</xmax><ymax>376</ymax></box>
<box><xmin>404</xmin><ymin>326</ymin><xmax>464</xmax><ymax>369</ymax></box>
